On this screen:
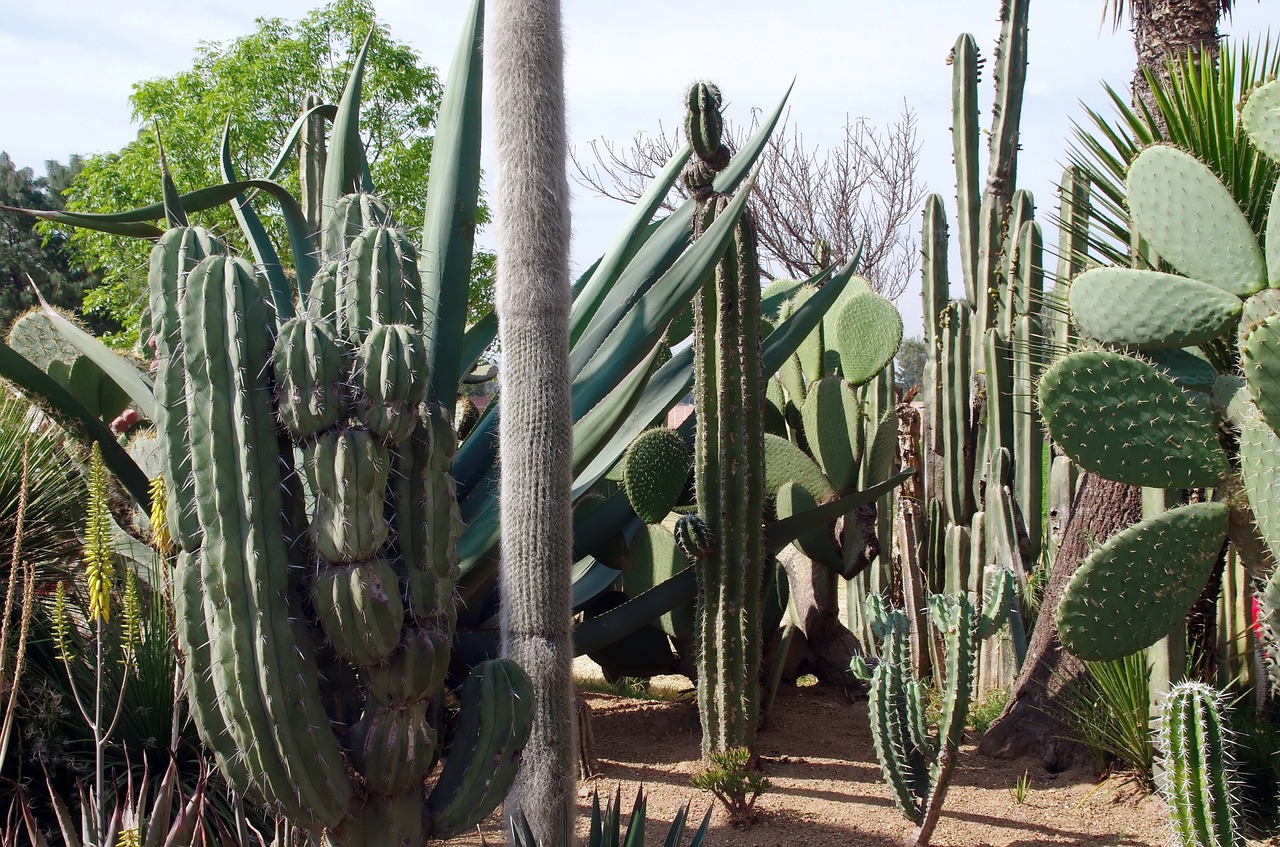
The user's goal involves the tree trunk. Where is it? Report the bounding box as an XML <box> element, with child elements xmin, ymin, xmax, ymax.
<box><xmin>978</xmin><ymin>474</ymin><xmax>1142</xmax><ymax>769</ymax></box>
<box><xmin>493</xmin><ymin>0</ymin><xmax>575</xmax><ymax>840</ymax></box>
<box><xmin>1130</xmin><ymin>0</ymin><xmax>1224</xmax><ymax>118</ymax></box>
<box><xmin>777</xmin><ymin>547</ymin><xmax>863</xmax><ymax>683</ymax></box>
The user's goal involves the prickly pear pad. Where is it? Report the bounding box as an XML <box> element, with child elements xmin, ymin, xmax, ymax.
<box><xmin>1242</xmin><ymin>80</ymin><xmax>1280</xmax><ymax>172</ymax></box>
<box><xmin>1240</xmin><ymin>291</ymin><xmax>1280</xmax><ymax>432</ymax></box>
<box><xmin>1126</xmin><ymin>145</ymin><xmax>1265</xmax><ymax>297</ymax></box>
<box><xmin>1068</xmin><ymin>268</ymin><xmax>1241</xmax><ymax>349</ymax></box>
<box><xmin>832</xmin><ymin>291</ymin><xmax>903</xmax><ymax>387</ymax></box>
<box><xmin>1240</xmin><ymin>406</ymin><xmax>1280</xmax><ymax>563</ymax></box>
<box><xmin>1057</xmin><ymin>501</ymin><xmax>1229</xmax><ymax>662</ymax></box>
<box><xmin>621</xmin><ymin>427</ymin><xmax>691</xmax><ymax>524</ymax></box>
<box><xmin>1037</xmin><ymin>350</ymin><xmax>1229</xmax><ymax>488</ymax></box>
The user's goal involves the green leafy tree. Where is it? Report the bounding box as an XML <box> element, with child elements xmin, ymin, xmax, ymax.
<box><xmin>0</xmin><ymin>153</ymin><xmax>110</xmax><ymax>334</ymax></box>
<box><xmin>62</xmin><ymin>0</ymin><xmax>494</xmax><ymax>344</ymax></box>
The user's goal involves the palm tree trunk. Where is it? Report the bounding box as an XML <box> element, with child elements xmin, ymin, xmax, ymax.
<box><xmin>493</xmin><ymin>0</ymin><xmax>575</xmax><ymax>841</ymax></box>
<box><xmin>1129</xmin><ymin>0</ymin><xmax>1225</xmax><ymax>118</ymax></box>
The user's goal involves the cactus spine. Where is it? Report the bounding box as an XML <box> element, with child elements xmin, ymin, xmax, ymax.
<box><xmin>492</xmin><ymin>0</ymin><xmax>576</xmax><ymax>840</ymax></box>
<box><xmin>684</xmin><ymin>81</ymin><xmax>767</xmax><ymax>761</ymax></box>
<box><xmin>1156</xmin><ymin>682</ymin><xmax>1242</xmax><ymax>847</ymax></box>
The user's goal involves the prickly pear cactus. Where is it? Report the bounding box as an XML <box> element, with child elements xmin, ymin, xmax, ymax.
<box><xmin>1041</xmin><ymin>79</ymin><xmax>1280</xmax><ymax>664</ymax></box>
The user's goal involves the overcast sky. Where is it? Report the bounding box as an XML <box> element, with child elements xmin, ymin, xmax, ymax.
<box><xmin>3</xmin><ymin>1</ymin><xmax>1275</xmax><ymax>334</ymax></box>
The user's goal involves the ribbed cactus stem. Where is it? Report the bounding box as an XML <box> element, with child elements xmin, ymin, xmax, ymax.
<box><xmin>949</xmin><ymin>34</ymin><xmax>981</xmax><ymax>307</ymax></box>
<box><xmin>492</xmin><ymin>0</ymin><xmax>576</xmax><ymax>840</ymax></box>
<box><xmin>868</xmin><ymin>593</ymin><xmax>982</xmax><ymax>847</ymax></box>
<box><xmin>1053</xmin><ymin>166</ymin><xmax>1090</xmax><ymax>350</ymax></box>
<box><xmin>1156</xmin><ymin>682</ymin><xmax>1242</xmax><ymax>847</ymax></box>
<box><xmin>685</xmin><ymin>82</ymin><xmax>766</xmax><ymax>763</ymax></box>
<box><xmin>299</xmin><ymin>93</ymin><xmax>327</xmax><ymax>236</ymax></box>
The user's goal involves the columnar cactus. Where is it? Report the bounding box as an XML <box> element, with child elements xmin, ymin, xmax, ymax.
<box><xmin>864</xmin><ymin>577</ymin><xmax>1010</xmax><ymax>847</ymax></box>
<box><xmin>1039</xmin><ymin>79</ymin><xmax>1280</xmax><ymax>665</ymax></box>
<box><xmin>917</xmin><ymin>0</ymin><xmax>1038</xmax><ymax>689</ymax></box>
<box><xmin>684</xmin><ymin>81</ymin><xmax>768</xmax><ymax>761</ymax></box>
<box><xmin>1156</xmin><ymin>682</ymin><xmax>1243</xmax><ymax>847</ymax></box>
<box><xmin>492</xmin><ymin>0</ymin><xmax>577</xmax><ymax>839</ymax></box>
<box><xmin>150</xmin><ymin>5</ymin><xmax>534</xmax><ymax>841</ymax></box>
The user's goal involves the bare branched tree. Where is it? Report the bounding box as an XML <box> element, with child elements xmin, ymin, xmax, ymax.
<box><xmin>571</xmin><ymin>103</ymin><xmax>925</xmax><ymax>299</ymax></box>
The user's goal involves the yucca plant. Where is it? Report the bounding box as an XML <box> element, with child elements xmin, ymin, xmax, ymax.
<box><xmin>1067</xmin><ymin>37</ymin><xmax>1280</xmax><ymax>266</ymax></box>
<box><xmin>1053</xmin><ymin>652</ymin><xmax>1155</xmax><ymax>786</ymax></box>
<box><xmin>510</xmin><ymin>787</ymin><xmax>711</xmax><ymax>847</ymax></box>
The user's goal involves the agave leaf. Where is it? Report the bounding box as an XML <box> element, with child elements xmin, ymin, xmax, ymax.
<box><xmin>321</xmin><ymin>28</ymin><xmax>376</xmax><ymax>223</ymax></box>
<box><xmin>573</xmin><ymin>568</ymin><xmax>696</xmax><ymax>655</ymax></box>
<box><xmin>421</xmin><ymin>0</ymin><xmax>485</xmax><ymax>406</ymax></box>
<box><xmin>219</xmin><ymin>116</ymin><xmax>295</xmax><ymax>318</ymax></box>
<box><xmin>572</xmin><ymin>250</ymin><xmax>860</xmax><ymax>499</ymax></box>
<box><xmin>458</xmin><ymin>309</ymin><xmax>497</xmax><ymax>383</ymax></box>
<box><xmin>764</xmin><ymin>469</ymin><xmax>912</xmax><ymax>555</ymax></box>
<box><xmin>569</xmin><ymin>144</ymin><xmax>691</xmax><ymax>344</ymax></box>
<box><xmin>155</xmin><ymin>130</ymin><xmax>188</xmax><ymax>229</ymax></box>
<box><xmin>259</xmin><ymin>102</ymin><xmax>338</xmax><ymax>183</ymax></box>
<box><xmin>0</xmin><ymin>341</ymin><xmax>150</xmax><ymax>510</ymax></box>
<box><xmin>570</xmin><ymin>82</ymin><xmax>792</xmax><ymax>371</ymax></box>
<box><xmin>572</xmin><ymin>170</ymin><xmax>759</xmax><ymax>420</ymax></box>
<box><xmin>29</xmin><ymin>284</ymin><xmax>154</xmax><ymax>419</ymax></box>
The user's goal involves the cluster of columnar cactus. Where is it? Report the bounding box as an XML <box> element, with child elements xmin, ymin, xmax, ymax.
<box><xmin>138</xmin><ymin>8</ymin><xmax>535</xmax><ymax>841</ymax></box>
<box><xmin>1156</xmin><ymin>682</ymin><xmax>1243</xmax><ymax>847</ymax></box>
<box><xmin>684</xmin><ymin>81</ymin><xmax>769</xmax><ymax>761</ymax></box>
<box><xmin>154</xmin><ymin>201</ymin><xmax>533</xmax><ymax>842</ymax></box>
<box><xmin>863</xmin><ymin>577</ymin><xmax>1011</xmax><ymax>847</ymax></box>
<box><xmin>916</xmin><ymin>0</ymin><xmax>1037</xmax><ymax>691</ymax></box>
<box><xmin>1041</xmin><ymin>79</ymin><xmax>1280</xmax><ymax>665</ymax></box>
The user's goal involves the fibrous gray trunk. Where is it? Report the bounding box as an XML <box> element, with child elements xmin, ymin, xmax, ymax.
<box><xmin>492</xmin><ymin>0</ymin><xmax>575</xmax><ymax>841</ymax></box>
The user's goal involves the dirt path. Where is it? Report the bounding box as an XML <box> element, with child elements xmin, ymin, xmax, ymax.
<box><xmin>453</xmin><ymin>678</ymin><xmax>1173</xmax><ymax>846</ymax></box>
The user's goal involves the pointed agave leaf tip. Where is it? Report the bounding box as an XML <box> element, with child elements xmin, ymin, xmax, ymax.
<box><xmin>154</xmin><ymin>124</ymin><xmax>188</xmax><ymax>229</ymax></box>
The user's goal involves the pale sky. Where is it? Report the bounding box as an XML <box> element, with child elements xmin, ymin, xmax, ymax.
<box><xmin>3</xmin><ymin>1</ymin><xmax>1275</xmax><ymax>335</ymax></box>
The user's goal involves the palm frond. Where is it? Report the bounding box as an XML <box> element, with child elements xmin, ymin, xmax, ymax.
<box><xmin>1064</xmin><ymin>36</ymin><xmax>1279</xmax><ymax>273</ymax></box>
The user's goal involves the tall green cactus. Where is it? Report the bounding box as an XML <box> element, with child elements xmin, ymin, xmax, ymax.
<box><xmin>1156</xmin><ymin>682</ymin><xmax>1242</xmax><ymax>847</ymax></box>
<box><xmin>1039</xmin><ymin>80</ymin><xmax>1280</xmax><ymax>665</ymax></box>
<box><xmin>915</xmin><ymin>0</ymin><xmax>1039</xmax><ymax>691</ymax></box>
<box><xmin>864</xmin><ymin>576</ymin><xmax>1010</xmax><ymax>847</ymax></box>
<box><xmin>147</xmin><ymin>6</ymin><xmax>536</xmax><ymax>843</ymax></box>
<box><xmin>685</xmin><ymin>81</ymin><xmax>768</xmax><ymax>761</ymax></box>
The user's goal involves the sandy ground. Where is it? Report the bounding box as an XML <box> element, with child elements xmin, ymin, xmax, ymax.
<box><xmin>449</xmin><ymin>667</ymin><xmax>1187</xmax><ymax>847</ymax></box>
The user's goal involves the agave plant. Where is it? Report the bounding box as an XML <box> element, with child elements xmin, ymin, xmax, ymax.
<box><xmin>510</xmin><ymin>787</ymin><xmax>711</xmax><ymax>847</ymax></box>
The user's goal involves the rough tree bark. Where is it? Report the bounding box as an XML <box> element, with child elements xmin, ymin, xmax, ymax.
<box><xmin>978</xmin><ymin>474</ymin><xmax>1143</xmax><ymax>769</ymax></box>
<box><xmin>1124</xmin><ymin>0</ymin><xmax>1226</xmax><ymax>121</ymax></box>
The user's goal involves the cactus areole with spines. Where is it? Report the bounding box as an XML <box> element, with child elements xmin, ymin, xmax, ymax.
<box><xmin>684</xmin><ymin>80</ymin><xmax>768</xmax><ymax>763</ymax></box>
<box><xmin>150</xmin><ymin>7</ymin><xmax>535</xmax><ymax>842</ymax></box>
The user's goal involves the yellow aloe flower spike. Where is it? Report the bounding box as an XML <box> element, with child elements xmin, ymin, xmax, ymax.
<box><xmin>148</xmin><ymin>474</ymin><xmax>172</xmax><ymax>556</ymax></box>
<box><xmin>83</xmin><ymin>444</ymin><xmax>114</xmax><ymax>623</ymax></box>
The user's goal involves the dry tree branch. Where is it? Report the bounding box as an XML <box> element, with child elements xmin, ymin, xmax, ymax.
<box><xmin>570</xmin><ymin>102</ymin><xmax>925</xmax><ymax>299</ymax></box>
